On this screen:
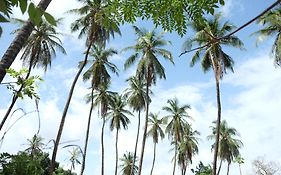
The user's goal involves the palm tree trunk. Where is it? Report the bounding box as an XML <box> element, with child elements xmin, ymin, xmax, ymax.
<box><xmin>210</xmin><ymin>55</ymin><xmax>222</xmax><ymax>175</ymax></box>
<box><xmin>0</xmin><ymin>0</ymin><xmax>52</xmax><ymax>83</ymax></box>
<box><xmin>0</xmin><ymin>53</ymin><xmax>35</xmax><ymax>131</ymax></box>
<box><xmin>172</xmin><ymin>141</ymin><xmax>177</xmax><ymax>175</ymax></box>
<box><xmin>227</xmin><ymin>162</ymin><xmax>230</xmax><ymax>175</ymax></box>
<box><xmin>115</xmin><ymin>129</ymin><xmax>119</xmax><ymax>175</ymax></box>
<box><xmin>239</xmin><ymin>164</ymin><xmax>242</xmax><ymax>175</ymax></box>
<box><xmin>137</xmin><ymin>73</ymin><xmax>150</xmax><ymax>175</ymax></box>
<box><xmin>217</xmin><ymin>159</ymin><xmax>223</xmax><ymax>175</ymax></box>
<box><xmin>49</xmin><ymin>39</ymin><xmax>93</xmax><ymax>175</ymax></box>
<box><xmin>131</xmin><ymin>110</ymin><xmax>141</xmax><ymax>175</ymax></box>
<box><xmin>80</xmin><ymin>88</ymin><xmax>94</xmax><ymax>175</ymax></box>
<box><xmin>149</xmin><ymin>142</ymin><xmax>156</xmax><ymax>175</ymax></box>
<box><xmin>101</xmin><ymin>114</ymin><xmax>106</xmax><ymax>175</ymax></box>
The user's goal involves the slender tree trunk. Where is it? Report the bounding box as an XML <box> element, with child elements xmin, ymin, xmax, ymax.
<box><xmin>149</xmin><ymin>142</ymin><xmax>156</xmax><ymax>175</ymax></box>
<box><xmin>217</xmin><ymin>159</ymin><xmax>223</xmax><ymax>175</ymax></box>
<box><xmin>227</xmin><ymin>162</ymin><xmax>230</xmax><ymax>175</ymax></box>
<box><xmin>115</xmin><ymin>129</ymin><xmax>119</xmax><ymax>175</ymax></box>
<box><xmin>210</xmin><ymin>55</ymin><xmax>222</xmax><ymax>175</ymax></box>
<box><xmin>239</xmin><ymin>164</ymin><xmax>242</xmax><ymax>175</ymax></box>
<box><xmin>137</xmin><ymin>73</ymin><xmax>150</xmax><ymax>175</ymax></box>
<box><xmin>0</xmin><ymin>0</ymin><xmax>52</xmax><ymax>83</ymax></box>
<box><xmin>101</xmin><ymin>114</ymin><xmax>106</xmax><ymax>175</ymax></box>
<box><xmin>0</xmin><ymin>54</ymin><xmax>34</xmax><ymax>131</ymax></box>
<box><xmin>49</xmin><ymin>40</ymin><xmax>93</xmax><ymax>175</ymax></box>
<box><xmin>172</xmin><ymin>141</ymin><xmax>177</xmax><ymax>175</ymax></box>
<box><xmin>80</xmin><ymin>88</ymin><xmax>94</xmax><ymax>175</ymax></box>
<box><xmin>131</xmin><ymin>110</ymin><xmax>141</xmax><ymax>175</ymax></box>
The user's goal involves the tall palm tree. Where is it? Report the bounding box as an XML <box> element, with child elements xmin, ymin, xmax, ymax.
<box><xmin>162</xmin><ymin>98</ymin><xmax>191</xmax><ymax>175</ymax></box>
<box><xmin>234</xmin><ymin>156</ymin><xmax>244</xmax><ymax>175</ymax></box>
<box><xmin>147</xmin><ymin>112</ymin><xmax>166</xmax><ymax>175</ymax></box>
<box><xmin>119</xmin><ymin>152</ymin><xmax>138</xmax><ymax>175</ymax></box>
<box><xmin>80</xmin><ymin>45</ymin><xmax>118</xmax><ymax>175</ymax></box>
<box><xmin>124</xmin><ymin>26</ymin><xmax>174</xmax><ymax>175</ymax></box>
<box><xmin>0</xmin><ymin>0</ymin><xmax>52</xmax><ymax>83</ymax></box>
<box><xmin>177</xmin><ymin>125</ymin><xmax>200</xmax><ymax>175</ymax></box>
<box><xmin>123</xmin><ymin>75</ymin><xmax>150</xmax><ymax>175</ymax></box>
<box><xmin>208</xmin><ymin>120</ymin><xmax>243</xmax><ymax>175</ymax></box>
<box><xmin>0</xmin><ymin>19</ymin><xmax>66</xmax><ymax>132</ymax></box>
<box><xmin>107</xmin><ymin>94</ymin><xmax>132</xmax><ymax>175</ymax></box>
<box><xmin>254</xmin><ymin>6</ymin><xmax>281</xmax><ymax>66</ymax></box>
<box><xmin>88</xmin><ymin>81</ymin><xmax>116</xmax><ymax>175</ymax></box>
<box><xmin>50</xmin><ymin>0</ymin><xmax>120</xmax><ymax>173</ymax></box>
<box><xmin>183</xmin><ymin>13</ymin><xmax>244</xmax><ymax>175</ymax></box>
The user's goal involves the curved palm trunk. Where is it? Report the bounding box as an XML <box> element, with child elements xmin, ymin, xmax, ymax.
<box><xmin>101</xmin><ymin>115</ymin><xmax>106</xmax><ymax>175</ymax></box>
<box><xmin>115</xmin><ymin>129</ymin><xmax>119</xmax><ymax>175</ymax></box>
<box><xmin>217</xmin><ymin>159</ymin><xmax>223</xmax><ymax>175</ymax></box>
<box><xmin>80</xmin><ymin>88</ymin><xmax>94</xmax><ymax>175</ymax></box>
<box><xmin>0</xmin><ymin>54</ymin><xmax>35</xmax><ymax>131</ymax></box>
<box><xmin>0</xmin><ymin>0</ymin><xmax>52</xmax><ymax>83</ymax></box>
<box><xmin>149</xmin><ymin>142</ymin><xmax>156</xmax><ymax>175</ymax></box>
<box><xmin>49</xmin><ymin>40</ymin><xmax>93</xmax><ymax>175</ymax></box>
<box><xmin>227</xmin><ymin>162</ymin><xmax>230</xmax><ymax>175</ymax></box>
<box><xmin>138</xmin><ymin>75</ymin><xmax>150</xmax><ymax>175</ymax></box>
<box><xmin>172</xmin><ymin>141</ymin><xmax>177</xmax><ymax>175</ymax></box>
<box><xmin>131</xmin><ymin>110</ymin><xmax>141</xmax><ymax>175</ymax></box>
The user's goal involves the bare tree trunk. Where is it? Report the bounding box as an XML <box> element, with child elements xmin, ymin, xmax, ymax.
<box><xmin>0</xmin><ymin>0</ymin><xmax>52</xmax><ymax>83</ymax></box>
<box><xmin>149</xmin><ymin>143</ymin><xmax>156</xmax><ymax>175</ymax></box>
<box><xmin>137</xmin><ymin>72</ymin><xmax>150</xmax><ymax>175</ymax></box>
<box><xmin>172</xmin><ymin>141</ymin><xmax>177</xmax><ymax>175</ymax></box>
<box><xmin>227</xmin><ymin>162</ymin><xmax>230</xmax><ymax>175</ymax></box>
<box><xmin>210</xmin><ymin>55</ymin><xmax>222</xmax><ymax>175</ymax></box>
<box><xmin>49</xmin><ymin>40</ymin><xmax>93</xmax><ymax>175</ymax></box>
<box><xmin>217</xmin><ymin>159</ymin><xmax>223</xmax><ymax>175</ymax></box>
<box><xmin>101</xmin><ymin>114</ymin><xmax>105</xmax><ymax>175</ymax></box>
<box><xmin>115</xmin><ymin>129</ymin><xmax>119</xmax><ymax>175</ymax></box>
<box><xmin>80</xmin><ymin>88</ymin><xmax>94</xmax><ymax>175</ymax></box>
<box><xmin>131</xmin><ymin>110</ymin><xmax>141</xmax><ymax>175</ymax></box>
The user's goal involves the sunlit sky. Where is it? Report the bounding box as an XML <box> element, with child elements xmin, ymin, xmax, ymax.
<box><xmin>1</xmin><ymin>0</ymin><xmax>281</xmax><ymax>175</ymax></box>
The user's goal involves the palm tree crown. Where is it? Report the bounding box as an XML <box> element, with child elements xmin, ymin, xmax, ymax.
<box><xmin>70</xmin><ymin>0</ymin><xmax>121</xmax><ymax>46</ymax></box>
<box><xmin>82</xmin><ymin>45</ymin><xmax>119</xmax><ymax>89</ymax></box>
<box><xmin>254</xmin><ymin>7</ymin><xmax>281</xmax><ymax>66</ymax></box>
<box><xmin>119</xmin><ymin>152</ymin><xmax>138</xmax><ymax>175</ymax></box>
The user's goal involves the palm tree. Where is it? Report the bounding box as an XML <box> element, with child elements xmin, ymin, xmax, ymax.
<box><xmin>87</xmin><ymin>81</ymin><xmax>116</xmax><ymax>175</ymax></box>
<box><xmin>24</xmin><ymin>134</ymin><xmax>45</xmax><ymax>157</ymax></box>
<box><xmin>147</xmin><ymin>112</ymin><xmax>166</xmax><ymax>175</ymax></box>
<box><xmin>177</xmin><ymin>125</ymin><xmax>200</xmax><ymax>175</ymax></box>
<box><xmin>254</xmin><ymin>7</ymin><xmax>281</xmax><ymax>66</ymax></box>
<box><xmin>123</xmin><ymin>75</ymin><xmax>150</xmax><ymax>175</ymax></box>
<box><xmin>50</xmin><ymin>0</ymin><xmax>120</xmax><ymax>173</ymax></box>
<box><xmin>162</xmin><ymin>98</ymin><xmax>191</xmax><ymax>175</ymax></box>
<box><xmin>124</xmin><ymin>26</ymin><xmax>174</xmax><ymax>175</ymax></box>
<box><xmin>68</xmin><ymin>147</ymin><xmax>82</xmax><ymax>173</ymax></box>
<box><xmin>107</xmin><ymin>94</ymin><xmax>132</xmax><ymax>175</ymax></box>
<box><xmin>119</xmin><ymin>152</ymin><xmax>138</xmax><ymax>175</ymax></box>
<box><xmin>0</xmin><ymin>0</ymin><xmax>52</xmax><ymax>83</ymax></box>
<box><xmin>0</xmin><ymin>19</ymin><xmax>66</xmax><ymax>132</ymax></box>
<box><xmin>234</xmin><ymin>156</ymin><xmax>244</xmax><ymax>175</ymax></box>
<box><xmin>80</xmin><ymin>45</ymin><xmax>118</xmax><ymax>175</ymax></box>
<box><xmin>208</xmin><ymin>120</ymin><xmax>243</xmax><ymax>175</ymax></box>
<box><xmin>183</xmin><ymin>13</ymin><xmax>244</xmax><ymax>175</ymax></box>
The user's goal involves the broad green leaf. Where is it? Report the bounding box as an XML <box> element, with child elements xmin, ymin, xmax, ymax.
<box><xmin>19</xmin><ymin>0</ymin><xmax>28</xmax><ymax>14</ymax></box>
<box><xmin>44</xmin><ymin>12</ymin><xmax>56</xmax><ymax>26</ymax></box>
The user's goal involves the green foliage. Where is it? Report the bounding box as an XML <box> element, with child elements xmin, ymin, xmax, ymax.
<box><xmin>0</xmin><ymin>0</ymin><xmax>56</xmax><ymax>26</ymax></box>
<box><xmin>109</xmin><ymin>0</ymin><xmax>225</xmax><ymax>35</ymax></box>
<box><xmin>192</xmin><ymin>161</ymin><xmax>212</xmax><ymax>175</ymax></box>
<box><xmin>5</xmin><ymin>68</ymin><xmax>43</xmax><ymax>99</ymax></box>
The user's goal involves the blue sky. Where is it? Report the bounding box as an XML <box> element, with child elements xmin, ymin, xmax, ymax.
<box><xmin>1</xmin><ymin>0</ymin><xmax>281</xmax><ymax>174</ymax></box>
